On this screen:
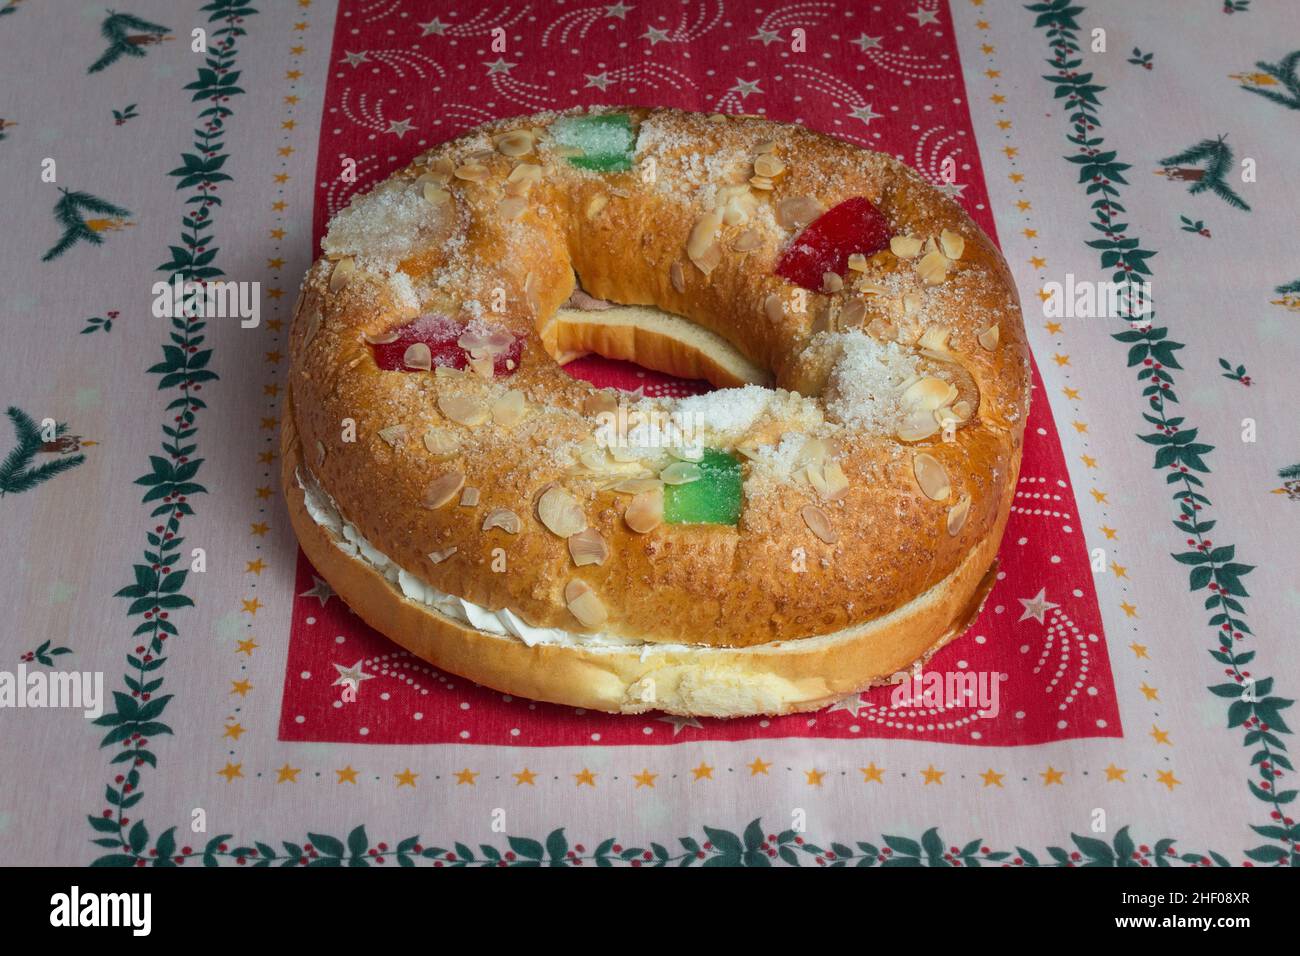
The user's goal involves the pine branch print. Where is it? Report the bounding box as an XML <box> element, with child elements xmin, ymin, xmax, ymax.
<box><xmin>0</xmin><ymin>407</ymin><xmax>85</xmax><ymax>497</ymax></box>
<box><xmin>89</xmin><ymin>11</ymin><xmax>171</xmax><ymax>74</ymax></box>
<box><xmin>1240</xmin><ymin>51</ymin><xmax>1300</xmax><ymax>110</ymax></box>
<box><xmin>42</xmin><ymin>189</ymin><xmax>133</xmax><ymax>262</ymax></box>
<box><xmin>1157</xmin><ymin>136</ymin><xmax>1250</xmax><ymax>211</ymax></box>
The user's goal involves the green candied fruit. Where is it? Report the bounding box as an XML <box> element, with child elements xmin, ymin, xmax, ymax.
<box><xmin>664</xmin><ymin>449</ymin><xmax>742</xmax><ymax>525</ymax></box>
<box><xmin>551</xmin><ymin>113</ymin><xmax>635</xmax><ymax>172</ymax></box>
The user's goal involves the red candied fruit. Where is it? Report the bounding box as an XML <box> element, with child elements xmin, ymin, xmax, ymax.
<box><xmin>369</xmin><ymin>314</ymin><xmax>521</xmax><ymax>376</ymax></box>
<box><xmin>774</xmin><ymin>196</ymin><xmax>892</xmax><ymax>292</ymax></box>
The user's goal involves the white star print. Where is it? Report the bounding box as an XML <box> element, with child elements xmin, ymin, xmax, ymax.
<box><xmin>937</xmin><ymin>182</ymin><xmax>968</xmax><ymax>199</ymax></box>
<box><xmin>1018</xmin><ymin>587</ymin><xmax>1060</xmax><ymax>624</ymax></box>
<box><xmin>826</xmin><ymin>694</ymin><xmax>868</xmax><ymax>717</ymax></box>
<box><xmin>851</xmin><ymin>34</ymin><xmax>883</xmax><ymax>52</ymax></box>
<box><xmin>908</xmin><ymin>7</ymin><xmax>940</xmax><ymax>27</ymax></box>
<box><xmin>604</xmin><ymin>2</ymin><xmax>633</xmax><ymax>19</ymax></box>
<box><xmin>657</xmin><ymin>714</ymin><xmax>703</xmax><ymax>735</ymax></box>
<box><xmin>642</xmin><ymin>26</ymin><xmax>670</xmax><ymax>45</ymax></box>
<box><xmin>484</xmin><ymin>57</ymin><xmax>516</xmax><ymax>75</ymax></box>
<box><xmin>332</xmin><ymin>659</ymin><xmax>376</xmax><ymax>691</ymax></box>
<box><xmin>585</xmin><ymin>72</ymin><xmax>613</xmax><ymax>91</ymax></box>
<box><xmin>418</xmin><ymin>18</ymin><xmax>448</xmax><ymax>36</ymax></box>
<box><xmin>299</xmin><ymin>575</ymin><xmax>334</xmax><ymax>606</ymax></box>
<box><xmin>730</xmin><ymin>78</ymin><xmax>763</xmax><ymax>99</ymax></box>
<box><xmin>848</xmin><ymin>104</ymin><xmax>882</xmax><ymax>125</ymax></box>
<box><xmin>340</xmin><ymin>51</ymin><xmax>369</xmax><ymax>67</ymax></box>
<box><xmin>386</xmin><ymin>118</ymin><xmax>416</xmax><ymax>138</ymax></box>
<box><xmin>750</xmin><ymin>28</ymin><xmax>781</xmax><ymax>46</ymax></box>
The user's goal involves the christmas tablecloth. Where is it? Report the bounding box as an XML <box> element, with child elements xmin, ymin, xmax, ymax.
<box><xmin>1</xmin><ymin>0</ymin><xmax>1297</xmax><ymax>868</ymax></box>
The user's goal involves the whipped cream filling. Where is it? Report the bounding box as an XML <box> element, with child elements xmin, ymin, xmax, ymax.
<box><xmin>297</xmin><ymin>469</ymin><xmax>651</xmax><ymax>651</ymax></box>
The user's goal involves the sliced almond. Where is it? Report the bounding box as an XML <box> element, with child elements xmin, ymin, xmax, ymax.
<box><xmin>865</xmin><ymin>316</ymin><xmax>896</xmax><ymax>341</ymax></box>
<box><xmin>951</xmin><ymin>400</ymin><xmax>972</xmax><ymax>421</ymax></box>
<box><xmin>467</xmin><ymin>149</ymin><xmax>495</xmax><ymax>164</ymax></box>
<box><xmin>363</xmin><ymin>330</ymin><xmax>400</xmax><ymax>345</ymax></box>
<box><xmin>492</xmin><ymin>389</ymin><xmax>527</xmax><ymax>427</ymax></box>
<box><xmin>538</xmin><ymin>487</ymin><xmax>587</xmax><ymax>538</ymax></box>
<box><xmin>754</xmin><ymin>139</ymin><xmax>778</xmax><ymax>154</ymax></box>
<box><xmin>912</xmin><ymin>453</ymin><xmax>951</xmax><ymax>501</ymax></box>
<box><xmin>775</xmin><ymin>196</ymin><xmax>823</xmax><ymax>230</ymax></box>
<box><xmin>585</xmin><ymin>193</ymin><xmax>608</xmax><ymax>220</ymax></box>
<box><xmin>947</xmin><ymin>494</ymin><xmax>971</xmax><ymax>536</ymax></box>
<box><xmin>454</xmin><ymin>163</ymin><xmax>489</xmax><ymax>183</ymax></box>
<box><xmin>686</xmin><ymin>209</ymin><xmax>724</xmax><ymax>275</ymax></box>
<box><xmin>438</xmin><ymin>394</ymin><xmax>489</xmax><ymax>427</ymax></box>
<box><xmin>732</xmin><ymin>229</ymin><xmax>762</xmax><ymax>253</ymax></box>
<box><xmin>847</xmin><ymin>253</ymin><xmax>869</xmax><ymax>272</ymax></box>
<box><xmin>897</xmin><ymin>408</ymin><xmax>941</xmax><ymax>442</ymax></box>
<box><xmin>666</xmin><ymin>445</ymin><xmax>704</xmax><ymax>462</ymax></box>
<box><xmin>428</xmin><ymin>546</ymin><xmax>458</xmax><ymax>564</ymax></box>
<box><xmin>422</xmin><ymin>470</ymin><xmax>465</xmax><ymax>509</ymax></box>
<box><xmin>459</xmin><ymin>486</ymin><xmax>480</xmax><ymax>507</ymax></box>
<box><xmin>917</xmin><ymin>249</ymin><xmax>950</xmax><ymax>285</ymax></box>
<box><xmin>583</xmin><ymin>390</ymin><xmax>620</xmax><ymax>417</ymax></box>
<box><xmin>939</xmin><ymin>228</ymin><xmax>965</xmax><ymax>260</ymax></box>
<box><xmin>482</xmin><ymin>508</ymin><xmax>521</xmax><ymax>533</ymax></box>
<box><xmin>669</xmin><ymin>261</ymin><xmax>686</xmax><ymax>293</ymax></box>
<box><xmin>978</xmin><ymin>324</ymin><xmax>1000</xmax><ymax>350</ymax></box>
<box><xmin>302</xmin><ymin>307</ymin><xmax>322</xmax><ymax>348</ymax></box>
<box><xmin>660</xmin><ymin>462</ymin><xmax>702</xmax><ymax>485</ymax></box>
<box><xmin>422</xmin><ymin>428</ymin><xmax>460</xmax><ymax>457</ymax></box>
<box><xmin>315</xmin><ymin>440</ymin><xmax>327</xmax><ymax>466</ymax></box>
<box><xmin>564</xmin><ymin>580</ymin><xmax>607</xmax><ymax>629</ymax></box>
<box><xmin>328</xmin><ymin>256</ymin><xmax>356</xmax><ymax>293</ymax></box>
<box><xmin>890</xmin><ymin>235</ymin><xmax>923</xmax><ymax>259</ymax></box>
<box><xmin>839</xmin><ymin>298</ymin><xmax>867</xmax><ymax>328</ymax></box>
<box><xmin>764</xmin><ymin>293</ymin><xmax>785</xmax><ymax>324</ymax></box>
<box><xmin>504</xmin><ymin>163</ymin><xmax>542</xmax><ymax>198</ymax></box>
<box><xmin>748</xmin><ymin>176</ymin><xmax>775</xmax><ymax>191</ymax></box>
<box><xmin>800</xmin><ymin>504</ymin><xmax>837</xmax><ymax>544</ymax></box>
<box><xmin>822</xmin><ymin>271</ymin><xmax>844</xmax><ymax>293</ymax></box>
<box><xmin>753</xmin><ymin>154</ymin><xmax>785</xmax><ymax>178</ymax></box>
<box><xmin>498</xmin><ymin>196</ymin><xmax>528</xmax><ymax>220</ymax></box>
<box><xmin>612</xmin><ymin>477</ymin><xmax>663</xmax><ymax>494</ymax></box>
<box><xmin>377</xmin><ymin>424</ymin><xmax>408</xmax><ymax>447</ymax></box>
<box><xmin>403</xmin><ymin>342</ymin><xmax>432</xmax><ymax>371</ymax></box>
<box><xmin>423</xmin><ymin>156</ymin><xmax>454</xmax><ymax>183</ymax></box>
<box><xmin>808</xmin><ymin>460</ymin><xmax>850</xmax><ymax>500</ymax></box>
<box><xmin>495</xmin><ymin>129</ymin><xmax>535</xmax><ymax>157</ymax></box>
<box><xmin>467</xmin><ymin>355</ymin><xmax>493</xmax><ymax>381</ymax></box>
<box><xmin>423</xmin><ymin>182</ymin><xmax>450</xmax><ymax>206</ymax></box>
<box><xmin>917</xmin><ymin>326</ymin><xmax>951</xmax><ymax>354</ymax></box>
<box><xmin>624</xmin><ymin>488</ymin><xmax>663</xmax><ymax>533</ymax></box>
<box><xmin>567</xmin><ymin>528</ymin><xmax>609</xmax><ymax>567</ymax></box>
<box><xmin>903</xmin><ymin>376</ymin><xmax>958</xmax><ymax>411</ymax></box>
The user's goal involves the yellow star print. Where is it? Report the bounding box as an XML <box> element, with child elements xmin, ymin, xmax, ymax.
<box><xmin>1156</xmin><ymin>770</ymin><xmax>1181</xmax><ymax>791</ymax></box>
<box><xmin>241</xmin><ymin>597</ymin><xmax>262</xmax><ymax>615</ymax></box>
<box><xmin>1047</xmin><ymin>323</ymin><xmax>1065</xmax><ymax>336</ymax></box>
<box><xmin>1072</xmin><ymin>421</ymin><xmax>1088</xmax><ymax>433</ymax></box>
<box><xmin>336</xmin><ymin>766</ymin><xmax>359</xmax><ymax>784</ymax></box>
<box><xmin>395</xmin><ymin>768</ymin><xmax>418</xmax><ymax>788</ymax></box>
<box><xmin>1041</xmin><ymin>766</ymin><xmax>1065</xmax><ymax>786</ymax></box>
<box><xmin>997</xmin><ymin>119</ymin><xmax>1012</xmax><ymax>129</ymax></box>
<box><xmin>455</xmin><ymin>768</ymin><xmax>478</xmax><ymax>785</ymax></box>
<box><xmin>860</xmin><ymin>763</ymin><xmax>885</xmax><ymax>783</ymax></box>
<box><xmin>633</xmin><ymin>770</ymin><xmax>657</xmax><ymax>788</ymax></box>
<box><xmin>1029</xmin><ymin>256</ymin><xmax>1047</xmax><ymax>269</ymax></box>
<box><xmin>1101</xmin><ymin>526</ymin><xmax>1117</xmax><ymax>539</ymax></box>
<box><xmin>1120</xmin><ymin>601</ymin><xmax>1138</xmax><ymax>617</ymax></box>
<box><xmin>222</xmin><ymin>722</ymin><xmax>245</xmax><ymax>740</ymax></box>
<box><xmin>1111</xmin><ymin>563</ymin><xmax>1127</xmax><ymax>578</ymax></box>
<box><xmin>217</xmin><ymin>762</ymin><xmax>243</xmax><ymax>782</ymax></box>
<box><xmin>1053</xmin><ymin>353</ymin><xmax>1071</xmax><ymax>367</ymax></box>
<box><xmin>1090</xmin><ymin>488</ymin><xmax>1108</xmax><ymax>504</ymax></box>
<box><xmin>276</xmin><ymin>764</ymin><xmax>301</xmax><ymax>783</ymax></box>
<box><xmin>1081</xmin><ymin>454</ymin><xmax>1097</xmax><ymax>468</ymax></box>
<box><xmin>1150</xmin><ymin>725</ymin><xmax>1171</xmax><ymax>745</ymax></box>
<box><xmin>805</xmin><ymin>769</ymin><xmax>826</xmax><ymax>786</ymax></box>
<box><xmin>1140</xmin><ymin>683</ymin><xmax>1159</xmax><ymax>701</ymax></box>
<box><xmin>1015</xmin><ymin>199</ymin><xmax>1031</xmax><ymax>211</ymax></box>
<box><xmin>235</xmin><ymin>638</ymin><xmax>258</xmax><ymax>655</ymax></box>
<box><xmin>230</xmin><ymin>679</ymin><xmax>252</xmax><ymax>697</ymax></box>
<box><xmin>513</xmin><ymin>768</ymin><xmax>537</xmax><ymax>785</ymax></box>
<box><xmin>692</xmin><ymin>762</ymin><xmax>713</xmax><ymax>780</ymax></box>
<box><xmin>250</xmin><ymin>522</ymin><xmax>269</xmax><ymax>536</ymax></box>
<box><xmin>574</xmin><ymin>768</ymin><xmax>597</xmax><ymax>787</ymax></box>
<box><xmin>981</xmin><ymin>769</ymin><xmax>1005</xmax><ymax>788</ymax></box>
<box><xmin>748</xmin><ymin>758</ymin><xmax>771</xmax><ymax>776</ymax></box>
<box><xmin>1104</xmin><ymin>764</ymin><xmax>1127</xmax><ymax>782</ymax></box>
<box><xmin>245</xmin><ymin>559</ymin><xmax>266</xmax><ymax>574</ymax></box>
<box><xmin>921</xmin><ymin>765</ymin><xmax>944</xmax><ymax>785</ymax></box>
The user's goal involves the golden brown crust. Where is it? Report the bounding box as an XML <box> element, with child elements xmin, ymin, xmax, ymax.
<box><xmin>282</xmin><ymin>408</ymin><xmax>1007</xmax><ymax>716</ymax></box>
<box><xmin>285</xmin><ymin>106</ymin><xmax>1029</xmax><ymax>679</ymax></box>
